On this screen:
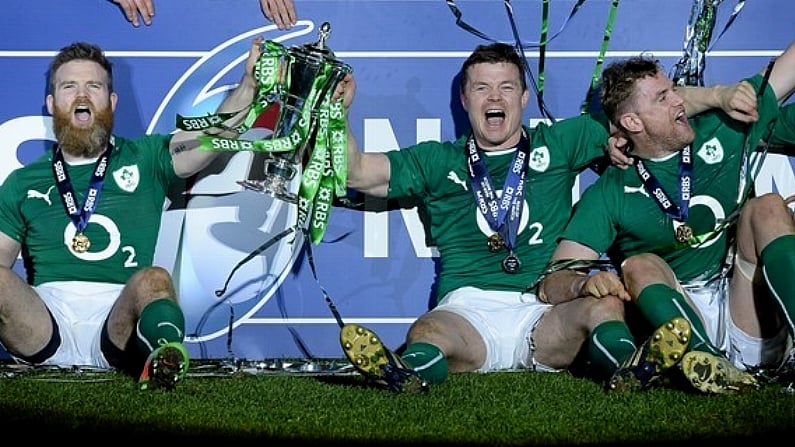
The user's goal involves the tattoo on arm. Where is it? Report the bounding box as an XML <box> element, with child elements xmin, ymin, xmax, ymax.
<box><xmin>171</xmin><ymin>142</ymin><xmax>190</xmax><ymax>156</ymax></box>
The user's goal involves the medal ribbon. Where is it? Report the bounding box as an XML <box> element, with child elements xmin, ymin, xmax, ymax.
<box><xmin>52</xmin><ymin>138</ymin><xmax>114</xmax><ymax>240</ymax></box>
<box><xmin>633</xmin><ymin>145</ymin><xmax>693</xmax><ymax>230</ymax></box>
<box><xmin>466</xmin><ymin>131</ymin><xmax>530</xmax><ymax>253</ymax></box>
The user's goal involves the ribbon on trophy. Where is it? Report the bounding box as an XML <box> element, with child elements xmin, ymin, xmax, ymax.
<box><xmin>176</xmin><ymin>24</ymin><xmax>352</xmax><ymax>245</ymax></box>
<box><xmin>671</xmin><ymin>0</ymin><xmax>746</xmax><ymax>87</ymax></box>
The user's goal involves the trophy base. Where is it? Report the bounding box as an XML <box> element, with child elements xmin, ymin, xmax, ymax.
<box><xmin>237</xmin><ymin>179</ymin><xmax>298</xmax><ymax>204</ymax></box>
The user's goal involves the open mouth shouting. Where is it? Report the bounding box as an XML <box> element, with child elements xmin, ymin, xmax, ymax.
<box><xmin>485</xmin><ymin>108</ymin><xmax>506</xmax><ymax>128</ymax></box>
<box><xmin>74</xmin><ymin>102</ymin><xmax>93</xmax><ymax>126</ymax></box>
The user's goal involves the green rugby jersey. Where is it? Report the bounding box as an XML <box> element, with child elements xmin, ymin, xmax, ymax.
<box><xmin>0</xmin><ymin>134</ymin><xmax>181</xmax><ymax>285</ymax></box>
<box><xmin>770</xmin><ymin>101</ymin><xmax>795</xmax><ymax>148</ymax></box>
<box><xmin>561</xmin><ymin>74</ymin><xmax>779</xmax><ymax>283</ymax></box>
<box><xmin>386</xmin><ymin>115</ymin><xmax>610</xmax><ymax>301</ymax></box>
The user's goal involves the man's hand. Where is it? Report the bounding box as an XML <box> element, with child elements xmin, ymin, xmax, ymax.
<box><xmin>581</xmin><ymin>271</ymin><xmax>631</xmax><ymax>301</ymax></box>
<box><xmin>260</xmin><ymin>0</ymin><xmax>298</xmax><ymax>30</ymax></box>
<box><xmin>112</xmin><ymin>0</ymin><xmax>155</xmax><ymax>27</ymax></box>
<box><xmin>715</xmin><ymin>81</ymin><xmax>759</xmax><ymax>124</ymax></box>
<box><xmin>607</xmin><ymin>131</ymin><xmax>633</xmax><ymax>169</ymax></box>
<box><xmin>332</xmin><ymin>73</ymin><xmax>355</xmax><ymax>109</ymax></box>
<box><xmin>112</xmin><ymin>0</ymin><xmax>298</xmax><ymax>30</ymax></box>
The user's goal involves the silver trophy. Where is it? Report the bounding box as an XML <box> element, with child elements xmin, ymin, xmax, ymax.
<box><xmin>239</xmin><ymin>22</ymin><xmax>352</xmax><ymax>203</ymax></box>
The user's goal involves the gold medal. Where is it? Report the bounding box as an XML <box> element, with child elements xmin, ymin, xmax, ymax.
<box><xmin>72</xmin><ymin>233</ymin><xmax>91</xmax><ymax>253</ymax></box>
<box><xmin>675</xmin><ymin>224</ymin><xmax>693</xmax><ymax>244</ymax></box>
<box><xmin>487</xmin><ymin>233</ymin><xmax>505</xmax><ymax>253</ymax></box>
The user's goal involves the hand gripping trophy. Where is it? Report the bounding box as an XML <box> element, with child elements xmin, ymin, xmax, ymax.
<box><xmin>177</xmin><ymin>22</ymin><xmax>353</xmax><ymax>246</ymax></box>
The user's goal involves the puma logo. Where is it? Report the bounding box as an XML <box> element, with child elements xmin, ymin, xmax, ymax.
<box><xmin>623</xmin><ymin>185</ymin><xmax>649</xmax><ymax>198</ymax></box>
<box><xmin>26</xmin><ymin>185</ymin><xmax>55</xmax><ymax>206</ymax></box>
<box><xmin>447</xmin><ymin>171</ymin><xmax>468</xmax><ymax>191</ymax></box>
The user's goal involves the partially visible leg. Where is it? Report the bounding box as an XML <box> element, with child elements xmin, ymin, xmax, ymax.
<box><xmin>532</xmin><ymin>294</ymin><xmax>631</xmax><ymax>376</ymax></box>
<box><xmin>105</xmin><ymin>266</ymin><xmax>187</xmax><ymax>391</ymax></box>
<box><xmin>406</xmin><ymin>309</ymin><xmax>484</xmax><ymax>374</ymax></box>
<box><xmin>731</xmin><ymin>193</ymin><xmax>795</xmax><ymax>375</ymax></box>
<box><xmin>105</xmin><ymin>266</ymin><xmax>183</xmax><ymax>354</ymax></box>
<box><xmin>0</xmin><ymin>267</ymin><xmax>57</xmax><ymax>362</ymax></box>
<box><xmin>623</xmin><ymin>254</ymin><xmax>719</xmax><ymax>355</ymax></box>
<box><xmin>340</xmin><ymin>322</ymin><xmax>431</xmax><ymax>394</ymax></box>
<box><xmin>622</xmin><ymin>254</ymin><xmax>756</xmax><ymax>394</ymax></box>
<box><xmin>733</xmin><ymin>193</ymin><xmax>795</xmax><ymax>338</ymax></box>
<box><xmin>341</xmin><ymin>289</ymin><xmax>538</xmax><ymax>393</ymax></box>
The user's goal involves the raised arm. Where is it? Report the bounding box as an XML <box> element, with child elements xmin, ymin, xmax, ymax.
<box><xmin>767</xmin><ymin>39</ymin><xmax>795</xmax><ymax>103</ymax></box>
<box><xmin>335</xmin><ymin>73</ymin><xmax>392</xmax><ymax>198</ymax></box>
<box><xmin>608</xmin><ymin>81</ymin><xmax>762</xmax><ymax>168</ymax></box>
<box><xmin>168</xmin><ymin>37</ymin><xmax>262</xmax><ymax>178</ymax></box>
<box><xmin>677</xmin><ymin>82</ymin><xmax>759</xmax><ymax>123</ymax></box>
<box><xmin>112</xmin><ymin>0</ymin><xmax>298</xmax><ymax>30</ymax></box>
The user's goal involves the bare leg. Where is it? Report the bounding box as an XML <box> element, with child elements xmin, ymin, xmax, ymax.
<box><xmin>105</xmin><ymin>266</ymin><xmax>177</xmax><ymax>351</ymax></box>
<box><xmin>407</xmin><ymin>310</ymin><xmax>487</xmax><ymax>373</ymax></box>
<box><xmin>731</xmin><ymin>193</ymin><xmax>793</xmax><ymax>337</ymax></box>
<box><xmin>0</xmin><ymin>267</ymin><xmax>53</xmax><ymax>358</ymax></box>
<box><xmin>533</xmin><ymin>295</ymin><xmax>625</xmax><ymax>369</ymax></box>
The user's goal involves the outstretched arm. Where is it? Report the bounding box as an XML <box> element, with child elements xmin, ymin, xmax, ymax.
<box><xmin>169</xmin><ymin>37</ymin><xmax>262</xmax><ymax>178</ymax></box>
<box><xmin>332</xmin><ymin>73</ymin><xmax>392</xmax><ymax>198</ymax></box>
<box><xmin>767</xmin><ymin>39</ymin><xmax>795</xmax><ymax>103</ymax></box>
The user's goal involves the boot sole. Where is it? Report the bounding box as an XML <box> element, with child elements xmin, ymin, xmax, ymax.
<box><xmin>680</xmin><ymin>351</ymin><xmax>759</xmax><ymax>394</ymax></box>
<box><xmin>608</xmin><ymin>317</ymin><xmax>691</xmax><ymax>392</ymax></box>
<box><xmin>340</xmin><ymin>323</ymin><xmax>389</xmax><ymax>378</ymax></box>
<box><xmin>652</xmin><ymin>317</ymin><xmax>691</xmax><ymax>370</ymax></box>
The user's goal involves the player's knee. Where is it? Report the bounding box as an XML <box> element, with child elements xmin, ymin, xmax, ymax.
<box><xmin>621</xmin><ymin>253</ymin><xmax>667</xmax><ymax>288</ymax></box>
<box><xmin>747</xmin><ymin>193</ymin><xmax>788</xmax><ymax>220</ymax></box>
<box><xmin>130</xmin><ymin>266</ymin><xmax>176</xmax><ymax>298</ymax></box>
<box><xmin>407</xmin><ymin>314</ymin><xmax>445</xmax><ymax>342</ymax></box>
<box><xmin>146</xmin><ymin>266</ymin><xmax>173</xmax><ymax>283</ymax></box>
<box><xmin>585</xmin><ymin>295</ymin><xmax>626</xmax><ymax>328</ymax></box>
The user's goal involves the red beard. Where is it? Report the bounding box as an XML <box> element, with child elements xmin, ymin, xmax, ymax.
<box><xmin>53</xmin><ymin>102</ymin><xmax>114</xmax><ymax>158</ymax></box>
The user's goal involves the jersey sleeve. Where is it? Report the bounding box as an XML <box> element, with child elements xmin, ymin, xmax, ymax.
<box><xmin>0</xmin><ymin>169</ymin><xmax>26</xmax><ymax>243</ymax></box>
<box><xmin>385</xmin><ymin>140</ymin><xmax>450</xmax><ymax>199</ymax></box>
<box><xmin>539</xmin><ymin>112</ymin><xmax>612</xmax><ymax>171</ymax></box>
<box><xmin>769</xmin><ymin>102</ymin><xmax>795</xmax><ymax>149</ymax></box>
<box><xmin>559</xmin><ymin>169</ymin><xmax>620</xmax><ymax>254</ymax></box>
<box><xmin>148</xmin><ymin>134</ymin><xmax>180</xmax><ymax>187</ymax></box>
<box><xmin>749</xmin><ymin>73</ymin><xmax>785</xmax><ymax>153</ymax></box>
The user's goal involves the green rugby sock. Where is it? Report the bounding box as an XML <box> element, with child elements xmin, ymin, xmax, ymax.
<box><xmin>761</xmin><ymin>234</ymin><xmax>795</xmax><ymax>334</ymax></box>
<box><xmin>588</xmin><ymin>320</ymin><xmax>637</xmax><ymax>378</ymax></box>
<box><xmin>136</xmin><ymin>298</ymin><xmax>186</xmax><ymax>355</ymax></box>
<box><xmin>401</xmin><ymin>342</ymin><xmax>449</xmax><ymax>385</ymax></box>
<box><xmin>637</xmin><ymin>284</ymin><xmax>719</xmax><ymax>355</ymax></box>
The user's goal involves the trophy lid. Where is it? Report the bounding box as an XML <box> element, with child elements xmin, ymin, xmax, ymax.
<box><xmin>313</xmin><ymin>22</ymin><xmax>331</xmax><ymax>51</ymax></box>
<box><xmin>294</xmin><ymin>22</ymin><xmax>335</xmax><ymax>60</ymax></box>
<box><xmin>284</xmin><ymin>22</ymin><xmax>351</xmax><ymax>73</ymax></box>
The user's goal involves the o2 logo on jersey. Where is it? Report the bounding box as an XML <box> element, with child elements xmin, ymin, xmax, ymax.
<box><xmin>473</xmin><ymin>190</ymin><xmax>532</xmax><ymax>241</ymax></box>
<box><xmin>148</xmin><ymin>23</ymin><xmax>317</xmax><ymax>343</ymax></box>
